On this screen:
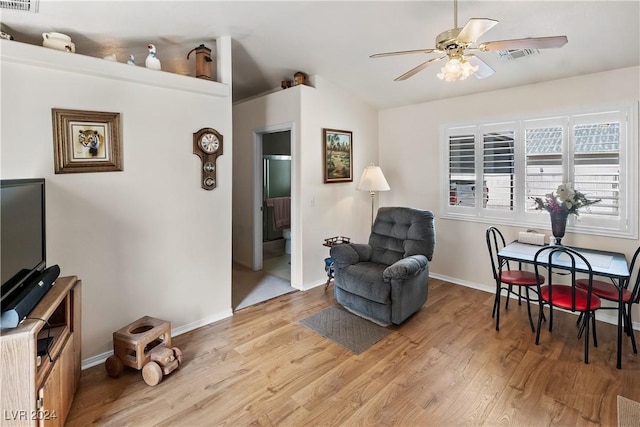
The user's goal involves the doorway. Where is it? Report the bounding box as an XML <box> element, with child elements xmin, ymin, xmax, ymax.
<box><xmin>261</xmin><ymin>131</ymin><xmax>291</xmax><ymax>281</ymax></box>
<box><xmin>232</xmin><ymin>129</ymin><xmax>295</xmax><ymax>311</ymax></box>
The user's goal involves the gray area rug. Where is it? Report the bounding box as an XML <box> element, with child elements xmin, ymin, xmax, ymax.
<box><xmin>618</xmin><ymin>395</ymin><xmax>640</xmax><ymax>427</ymax></box>
<box><xmin>299</xmin><ymin>305</ymin><xmax>391</xmax><ymax>354</ymax></box>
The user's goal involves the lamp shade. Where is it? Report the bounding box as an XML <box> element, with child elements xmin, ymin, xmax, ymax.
<box><xmin>357</xmin><ymin>165</ymin><xmax>390</xmax><ymax>192</ymax></box>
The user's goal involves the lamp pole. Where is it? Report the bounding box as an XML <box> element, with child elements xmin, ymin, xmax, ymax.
<box><xmin>369</xmin><ymin>190</ymin><xmax>376</xmax><ymax>228</ymax></box>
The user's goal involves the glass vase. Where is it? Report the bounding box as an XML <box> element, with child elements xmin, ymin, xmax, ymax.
<box><xmin>549</xmin><ymin>211</ymin><xmax>569</xmax><ymax>245</ymax></box>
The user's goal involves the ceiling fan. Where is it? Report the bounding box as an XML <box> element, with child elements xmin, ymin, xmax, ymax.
<box><xmin>371</xmin><ymin>0</ymin><xmax>568</xmax><ymax>82</ymax></box>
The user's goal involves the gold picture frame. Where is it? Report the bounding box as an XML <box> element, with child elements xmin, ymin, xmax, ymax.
<box><xmin>323</xmin><ymin>128</ymin><xmax>353</xmax><ymax>183</ymax></box>
<box><xmin>52</xmin><ymin>108</ymin><xmax>122</xmax><ymax>174</ymax></box>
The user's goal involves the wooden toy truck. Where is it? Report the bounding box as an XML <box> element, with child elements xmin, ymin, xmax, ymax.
<box><xmin>105</xmin><ymin>316</ymin><xmax>183</xmax><ymax>386</ymax></box>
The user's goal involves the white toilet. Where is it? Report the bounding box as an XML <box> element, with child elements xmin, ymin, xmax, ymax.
<box><xmin>283</xmin><ymin>228</ymin><xmax>291</xmax><ymax>254</ymax></box>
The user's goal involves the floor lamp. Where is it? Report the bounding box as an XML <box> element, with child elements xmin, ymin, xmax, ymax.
<box><xmin>357</xmin><ymin>164</ymin><xmax>390</xmax><ymax>227</ymax></box>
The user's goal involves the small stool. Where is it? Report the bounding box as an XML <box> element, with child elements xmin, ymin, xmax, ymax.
<box><xmin>322</xmin><ymin>236</ymin><xmax>349</xmax><ymax>292</ymax></box>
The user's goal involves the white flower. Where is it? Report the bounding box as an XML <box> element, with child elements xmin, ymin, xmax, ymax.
<box><xmin>532</xmin><ymin>182</ymin><xmax>600</xmax><ymax>216</ymax></box>
<box><xmin>556</xmin><ymin>184</ymin><xmax>576</xmax><ymax>202</ymax></box>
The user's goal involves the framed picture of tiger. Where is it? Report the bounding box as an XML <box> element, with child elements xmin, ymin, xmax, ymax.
<box><xmin>52</xmin><ymin>108</ymin><xmax>122</xmax><ymax>173</ymax></box>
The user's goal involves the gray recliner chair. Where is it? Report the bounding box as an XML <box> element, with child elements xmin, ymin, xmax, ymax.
<box><xmin>330</xmin><ymin>207</ymin><xmax>436</xmax><ymax>326</ymax></box>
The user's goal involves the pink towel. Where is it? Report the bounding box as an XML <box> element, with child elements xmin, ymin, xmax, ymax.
<box><xmin>266</xmin><ymin>197</ymin><xmax>290</xmax><ymax>230</ymax></box>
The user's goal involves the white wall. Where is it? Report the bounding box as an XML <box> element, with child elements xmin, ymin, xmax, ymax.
<box><xmin>232</xmin><ymin>76</ymin><xmax>378</xmax><ymax>289</ymax></box>
<box><xmin>298</xmin><ymin>76</ymin><xmax>380</xmax><ymax>286</ymax></box>
<box><xmin>378</xmin><ymin>66</ymin><xmax>640</xmax><ymax>325</ymax></box>
<box><xmin>232</xmin><ymin>86</ymin><xmax>301</xmax><ymax>274</ymax></box>
<box><xmin>1</xmin><ymin>41</ymin><xmax>233</xmax><ymax>362</ymax></box>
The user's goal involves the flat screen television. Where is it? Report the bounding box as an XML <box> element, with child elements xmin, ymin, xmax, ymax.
<box><xmin>0</xmin><ymin>178</ymin><xmax>47</xmax><ymax>306</ymax></box>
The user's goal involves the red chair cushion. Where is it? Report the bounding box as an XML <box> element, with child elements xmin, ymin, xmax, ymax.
<box><xmin>575</xmin><ymin>278</ymin><xmax>632</xmax><ymax>303</ymax></box>
<box><xmin>501</xmin><ymin>270</ymin><xmax>544</xmax><ymax>286</ymax></box>
<box><xmin>540</xmin><ymin>285</ymin><xmax>601</xmax><ymax>311</ymax></box>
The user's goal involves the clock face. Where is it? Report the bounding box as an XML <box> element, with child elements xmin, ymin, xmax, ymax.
<box><xmin>199</xmin><ymin>133</ymin><xmax>219</xmax><ymax>154</ymax></box>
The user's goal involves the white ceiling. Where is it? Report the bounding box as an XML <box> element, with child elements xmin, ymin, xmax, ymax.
<box><xmin>1</xmin><ymin>1</ymin><xmax>639</xmax><ymax>109</ymax></box>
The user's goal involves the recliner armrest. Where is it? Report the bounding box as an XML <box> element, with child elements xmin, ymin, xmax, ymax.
<box><xmin>383</xmin><ymin>255</ymin><xmax>428</xmax><ymax>281</ymax></box>
<box><xmin>330</xmin><ymin>243</ymin><xmax>372</xmax><ymax>267</ymax></box>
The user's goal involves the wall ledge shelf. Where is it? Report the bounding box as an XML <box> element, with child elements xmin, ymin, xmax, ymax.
<box><xmin>0</xmin><ymin>40</ymin><xmax>230</xmax><ymax>98</ymax></box>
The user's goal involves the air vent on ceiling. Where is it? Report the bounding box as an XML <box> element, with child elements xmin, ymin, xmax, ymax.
<box><xmin>0</xmin><ymin>0</ymin><xmax>39</xmax><ymax>12</ymax></box>
<box><xmin>496</xmin><ymin>48</ymin><xmax>540</xmax><ymax>61</ymax></box>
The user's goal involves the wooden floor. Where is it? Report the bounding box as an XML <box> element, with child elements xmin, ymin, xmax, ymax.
<box><xmin>67</xmin><ymin>279</ymin><xmax>639</xmax><ymax>426</ymax></box>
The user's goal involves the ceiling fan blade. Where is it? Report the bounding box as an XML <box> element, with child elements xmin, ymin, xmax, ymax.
<box><xmin>394</xmin><ymin>56</ymin><xmax>446</xmax><ymax>81</ymax></box>
<box><xmin>478</xmin><ymin>35</ymin><xmax>568</xmax><ymax>51</ymax></box>
<box><xmin>466</xmin><ymin>55</ymin><xmax>495</xmax><ymax>79</ymax></box>
<box><xmin>457</xmin><ymin>18</ymin><xmax>499</xmax><ymax>43</ymax></box>
<box><xmin>370</xmin><ymin>48</ymin><xmax>438</xmax><ymax>58</ymax></box>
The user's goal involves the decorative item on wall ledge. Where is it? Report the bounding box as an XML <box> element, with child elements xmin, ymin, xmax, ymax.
<box><xmin>145</xmin><ymin>44</ymin><xmax>161</xmax><ymax>70</ymax></box>
<box><xmin>52</xmin><ymin>108</ymin><xmax>122</xmax><ymax>174</ymax></box>
<box><xmin>532</xmin><ymin>183</ymin><xmax>601</xmax><ymax>245</ymax></box>
<box><xmin>293</xmin><ymin>71</ymin><xmax>307</xmax><ymax>86</ymax></box>
<box><xmin>186</xmin><ymin>43</ymin><xmax>214</xmax><ymax>80</ymax></box>
<box><xmin>42</xmin><ymin>32</ymin><xmax>75</xmax><ymax>53</ymax></box>
<box><xmin>323</xmin><ymin>128</ymin><xmax>353</xmax><ymax>183</ymax></box>
<box><xmin>193</xmin><ymin>127</ymin><xmax>223</xmax><ymax>190</ymax></box>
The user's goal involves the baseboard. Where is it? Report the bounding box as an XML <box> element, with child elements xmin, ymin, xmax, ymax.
<box><xmin>81</xmin><ymin>308</ymin><xmax>233</xmax><ymax>370</ymax></box>
<box><xmin>430</xmin><ymin>272</ymin><xmax>494</xmax><ymax>295</ymax></box>
<box><xmin>301</xmin><ymin>278</ymin><xmax>331</xmax><ymax>291</ymax></box>
<box><xmin>233</xmin><ymin>259</ymin><xmax>253</xmax><ymax>270</ymax></box>
<box><xmin>429</xmin><ymin>272</ymin><xmax>639</xmax><ymax>331</ymax></box>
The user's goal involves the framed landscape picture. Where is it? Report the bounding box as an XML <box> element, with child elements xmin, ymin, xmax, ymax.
<box><xmin>323</xmin><ymin>128</ymin><xmax>353</xmax><ymax>183</ymax></box>
<box><xmin>52</xmin><ymin>108</ymin><xmax>122</xmax><ymax>174</ymax></box>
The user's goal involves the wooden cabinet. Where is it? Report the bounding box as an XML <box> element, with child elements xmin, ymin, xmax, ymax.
<box><xmin>1</xmin><ymin>276</ymin><xmax>81</xmax><ymax>426</ymax></box>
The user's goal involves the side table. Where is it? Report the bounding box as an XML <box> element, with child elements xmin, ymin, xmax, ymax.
<box><xmin>322</xmin><ymin>236</ymin><xmax>350</xmax><ymax>291</ymax></box>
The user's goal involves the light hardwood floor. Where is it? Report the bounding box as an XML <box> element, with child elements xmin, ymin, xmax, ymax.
<box><xmin>67</xmin><ymin>279</ymin><xmax>639</xmax><ymax>426</ymax></box>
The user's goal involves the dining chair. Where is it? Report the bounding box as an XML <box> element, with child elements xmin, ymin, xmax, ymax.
<box><xmin>533</xmin><ymin>246</ymin><xmax>601</xmax><ymax>364</ymax></box>
<box><xmin>575</xmin><ymin>245</ymin><xmax>640</xmax><ymax>354</ymax></box>
<box><xmin>486</xmin><ymin>226</ymin><xmax>545</xmax><ymax>332</ymax></box>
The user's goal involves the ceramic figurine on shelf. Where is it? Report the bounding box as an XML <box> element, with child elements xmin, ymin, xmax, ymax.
<box><xmin>145</xmin><ymin>44</ymin><xmax>161</xmax><ymax>70</ymax></box>
<box><xmin>293</xmin><ymin>71</ymin><xmax>307</xmax><ymax>86</ymax></box>
<box><xmin>127</xmin><ymin>55</ymin><xmax>136</xmax><ymax>66</ymax></box>
<box><xmin>42</xmin><ymin>32</ymin><xmax>75</xmax><ymax>53</ymax></box>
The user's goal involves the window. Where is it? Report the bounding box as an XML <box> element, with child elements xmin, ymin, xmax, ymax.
<box><xmin>483</xmin><ymin>128</ymin><xmax>514</xmax><ymax>211</ymax></box>
<box><xmin>448</xmin><ymin>131</ymin><xmax>476</xmax><ymax>208</ymax></box>
<box><xmin>440</xmin><ymin>104</ymin><xmax>638</xmax><ymax>239</ymax></box>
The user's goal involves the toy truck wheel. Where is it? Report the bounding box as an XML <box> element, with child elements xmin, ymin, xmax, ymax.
<box><xmin>105</xmin><ymin>355</ymin><xmax>123</xmax><ymax>378</ymax></box>
<box><xmin>142</xmin><ymin>361</ymin><xmax>163</xmax><ymax>386</ymax></box>
<box><xmin>172</xmin><ymin>347</ymin><xmax>183</xmax><ymax>366</ymax></box>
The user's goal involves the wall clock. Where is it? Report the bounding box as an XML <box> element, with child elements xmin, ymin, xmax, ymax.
<box><xmin>193</xmin><ymin>127</ymin><xmax>223</xmax><ymax>190</ymax></box>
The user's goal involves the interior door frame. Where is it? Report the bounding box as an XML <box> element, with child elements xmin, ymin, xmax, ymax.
<box><xmin>252</xmin><ymin>123</ymin><xmax>297</xmax><ymax>286</ymax></box>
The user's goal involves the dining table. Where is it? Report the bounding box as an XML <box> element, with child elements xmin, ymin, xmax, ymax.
<box><xmin>497</xmin><ymin>241</ymin><xmax>630</xmax><ymax>369</ymax></box>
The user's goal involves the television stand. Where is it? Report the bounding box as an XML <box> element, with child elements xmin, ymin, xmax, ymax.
<box><xmin>0</xmin><ymin>276</ymin><xmax>82</xmax><ymax>426</ymax></box>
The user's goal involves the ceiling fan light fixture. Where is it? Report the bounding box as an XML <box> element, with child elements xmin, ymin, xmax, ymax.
<box><xmin>437</xmin><ymin>57</ymin><xmax>479</xmax><ymax>82</ymax></box>
<box><xmin>370</xmin><ymin>0</ymin><xmax>567</xmax><ymax>82</ymax></box>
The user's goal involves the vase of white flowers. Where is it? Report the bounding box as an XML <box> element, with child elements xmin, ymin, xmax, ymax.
<box><xmin>532</xmin><ymin>183</ymin><xmax>601</xmax><ymax>245</ymax></box>
<box><xmin>549</xmin><ymin>210</ymin><xmax>569</xmax><ymax>245</ymax></box>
